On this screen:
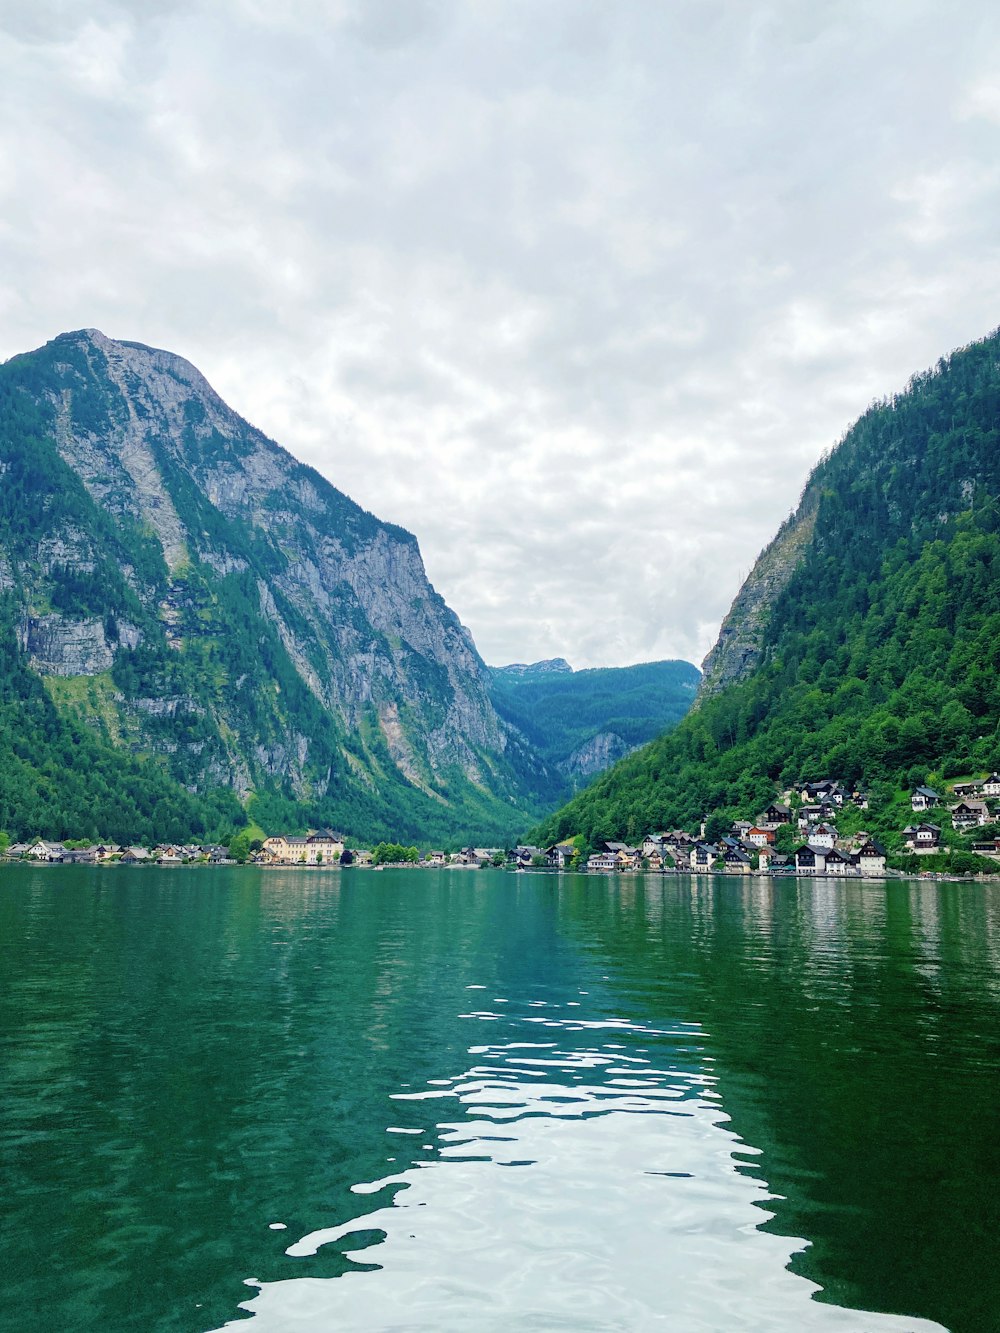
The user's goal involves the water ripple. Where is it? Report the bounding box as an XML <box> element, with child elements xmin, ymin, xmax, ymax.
<box><xmin>227</xmin><ymin>1006</ymin><xmax>944</xmax><ymax>1332</ymax></box>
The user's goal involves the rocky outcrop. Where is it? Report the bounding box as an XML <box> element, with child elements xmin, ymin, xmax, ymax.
<box><xmin>697</xmin><ymin>494</ymin><xmax>818</xmax><ymax>703</ymax></box>
<box><xmin>564</xmin><ymin>731</ymin><xmax>635</xmax><ymax>779</ymax></box>
<box><xmin>21</xmin><ymin>614</ymin><xmax>141</xmax><ymax>677</ymax></box>
<box><xmin>494</xmin><ymin>658</ymin><xmax>573</xmax><ymax>678</ymax></box>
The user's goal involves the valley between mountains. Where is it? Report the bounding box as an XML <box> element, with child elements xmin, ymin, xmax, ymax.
<box><xmin>1</xmin><ymin>324</ymin><xmax>999</xmax><ymax>863</ymax></box>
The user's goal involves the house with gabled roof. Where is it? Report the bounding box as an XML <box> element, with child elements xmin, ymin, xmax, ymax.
<box><xmin>746</xmin><ymin>825</ymin><xmax>775</xmax><ymax>846</ymax></box>
<box><xmin>808</xmin><ymin>822</ymin><xmax>838</xmax><ymax>849</ymax></box>
<box><xmin>793</xmin><ymin>843</ymin><xmax>828</xmax><ymax>874</ymax></box>
<box><xmin>951</xmin><ymin>799</ymin><xmax>990</xmax><ymax>830</ymax></box>
<box><xmin>546</xmin><ymin>840</ymin><xmax>578</xmax><ymax>869</ymax></box>
<box><xmin>691</xmin><ymin>843</ymin><xmax>720</xmax><ymax>872</ymax></box>
<box><xmin>983</xmin><ymin>773</ymin><xmax>1000</xmax><ymax>798</ymax></box>
<box><xmin>722</xmin><ymin>846</ymin><xmax>752</xmax><ymax>874</ymax></box>
<box><xmin>857</xmin><ymin>840</ymin><xmax>887</xmax><ymax>876</ymax></box>
<box><xmin>822</xmin><ymin>846</ymin><xmax>855</xmax><ymax>876</ymax></box>
<box><xmin>911</xmin><ymin>786</ymin><xmax>940</xmax><ymax>812</ymax></box>
<box><xmin>26</xmin><ymin>840</ymin><xmax>65</xmax><ymax>862</ymax></box>
<box><xmin>762</xmin><ymin>802</ymin><xmax>792</xmax><ymax>824</ymax></box>
<box><xmin>587</xmin><ymin>850</ymin><xmax>619</xmax><ymax>872</ymax></box>
<box><xmin>904</xmin><ymin>823</ymin><xmax>941</xmax><ymax>852</ymax></box>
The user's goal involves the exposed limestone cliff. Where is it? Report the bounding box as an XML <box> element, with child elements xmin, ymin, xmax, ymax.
<box><xmin>564</xmin><ymin>731</ymin><xmax>635</xmax><ymax>779</ymax></box>
<box><xmin>0</xmin><ymin>328</ymin><xmax>561</xmax><ymax>836</ymax></box>
<box><xmin>697</xmin><ymin>493</ymin><xmax>818</xmax><ymax>702</ymax></box>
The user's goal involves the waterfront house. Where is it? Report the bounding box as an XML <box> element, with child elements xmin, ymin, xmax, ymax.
<box><xmin>120</xmin><ymin>847</ymin><xmax>151</xmax><ymax>863</ymax></box>
<box><xmin>911</xmin><ymin>787</ymin><xmax>940</xmax><ymax>812</ymax></box>
<box><xmin>587</xmin><ymin>851</ymin><xmax>619</xmax><ymax>871</ymax></box>
<box><xmin>857</xmin><ymin>840</ymin><xmax>887</xmax><ymax>875</ymax></box>
<box><xmin>822</xmin><ymin>846</ymin><xmax>855</xmax><ymax>876</ymax></box>
<box><xmin>262</xmin><ymin>835</ymin><xmax>308</xmax><ymax>862</ymax></box>
<box><xmin>63</xmin><ymin>848</ymin><xmax>97</xmax><ymax>864</ymax></box>
<box><xmin>691</xmin><ymin>843</ymin><xmax>720</xmax><ymax>871</ymax></box>
<box><xmin>793</xmin><ymin>843</ymin><xmax>828</xmax><ymax>874</ymax></box>
<box><xmin>306</xmin><ymin>832</ymin><xmax>345</xmax><ymax>862</ymax></box>
<box><xmin>512</xmin><ymin>846</ymin><xmax>543</xmax><ymax>867</ymax></box>
<box><xmin>723</xmin><ymin>847</ymin><xmax>752</xmax><ymax>874</ymax></box>
<box><xmin>26</xmin><ymin>840</ymin><xmax>65</xmax><ymax>862</ymax></box>
<box><xmin>547</xmin><ymin>840</ymin><xmax>578</xmax><ymax>869</ymax></box>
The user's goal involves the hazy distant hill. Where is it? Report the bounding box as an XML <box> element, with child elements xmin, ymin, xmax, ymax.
<box><xmin>533</xmin><ymin>326</ymin><xmax>1000</xmax><ymax>848</ymax></box>
<box><xmin>490</xmin><ymin>658</ymin><xmax>700</xmax><ymax>786</ymax></box>
<box><xmin>0</xmin><ymin>329</ymin><xmax>562</xmax><ymax>845</ymax></box>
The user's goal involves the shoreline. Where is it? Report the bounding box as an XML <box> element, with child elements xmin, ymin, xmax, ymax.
<box><xmin>3</xmin><ymin>857</ymin><xmax>998</xmax><ymax>884</ymax></box>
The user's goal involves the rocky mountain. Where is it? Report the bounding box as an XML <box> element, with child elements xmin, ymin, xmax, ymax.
<box><xmin>0</xmin><ymin>329</ymin><xmax>561</xmax><ymax>844</ymax></box>
<box><xmin>490</xmin><ymin>658</ymin><xmax>699</xmax><ymax>787</ymax></box>
<box><xmin>533</xmin><ymin>326</ymin><xmax>1000</xmax><ymax>848</ymax></box>
<box><xmin>496</xmin><ymin>658</ymin><xmax>573</xmax><ymax>678</ymax></box>
<box><xmin>697</xmin><ymin>496</ymin><xmax>818</xmax><ymax>701</ymax></box>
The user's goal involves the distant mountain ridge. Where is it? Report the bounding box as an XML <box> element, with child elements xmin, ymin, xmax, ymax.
<box><xmin>495</xmin><ymin>658</ymin><xmax>573</xmax><ymax>678</ymax></box>
<box><xmin>0</xmin><ymin>329</ymin><xmax>562</xmax><ymax>844</ymax></box>
<box><xmin>533</xmin><ymin>325</ymin><xmax>1000</xmax><ymax>847</ymax></box>
<box><xmin>490</xmin><ymin>658</ymin><xmax>700</xmax><ymax>786</ymax></box>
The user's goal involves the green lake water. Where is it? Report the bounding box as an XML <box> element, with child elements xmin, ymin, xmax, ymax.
<box><xmin>1</xmin><ymin>866</ymin><xmax>998</xmax><ymax>1331</ymax></box>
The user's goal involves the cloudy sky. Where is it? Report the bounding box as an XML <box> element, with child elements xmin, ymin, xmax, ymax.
<box><xmin>2</xmin><ymin>1</ymin><xmax>999</xmax><ymax>669</ymax></box>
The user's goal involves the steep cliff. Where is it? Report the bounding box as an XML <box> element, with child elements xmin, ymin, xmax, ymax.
<box><xmin>697</xmin><ymin>498</ymin><xmax>817</xmax><ymax>701</ymax></box>
<box><xmin>0</xmin><ymin>329</ymin><xmax>560</xmax><ymax>842</ymax></box>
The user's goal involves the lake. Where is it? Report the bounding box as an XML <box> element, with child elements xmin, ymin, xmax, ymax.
<box><xmin>1</xmin><ymin>866</ymin><xmax>997</xmax><ymax>1331</ymax></box>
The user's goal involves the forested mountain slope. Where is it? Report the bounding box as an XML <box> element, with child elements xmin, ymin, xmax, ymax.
<box><xmin>0</xmin><ymin>329</ymin><xmax>560</xmax><ymax>844</ymax></box>
<box><xmin>490</xmin><ymin>658</ymin><xmax>699</xmax><ymax>785</ymax></box>
<box><xmin>533</xmin><ymin>327</ymin><xmax>1000</xmax><ymax>847</ymax></box>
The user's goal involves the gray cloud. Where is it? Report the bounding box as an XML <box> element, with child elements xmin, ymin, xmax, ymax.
<box><xmin>2</xmin><ymin>0</ymin><xmax>999</xmax><ymax>668</ymax></box>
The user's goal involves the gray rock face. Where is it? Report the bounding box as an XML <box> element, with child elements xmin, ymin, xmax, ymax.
<box><xmin>495</xmin><ymin>658</ymin><xmax>573</xmax><ymax>678</ymax></box>
<box><xmin>22</xmin><ymin>614</ymin><xmax>141</xmax><ymax>676</ymax></box>
<box><xmin>565</xmin><ymin>731</ymin><xmax>635</xmax><ymax>778</ymax></box>
<box><xmin>697</xmin><ymin>496</ymin><xmax>818</xmax><ymax>703</ymax></box>
<box><xmin>8</xmin><ymin>327</ymin><xmax>551</xmax><ymax>820</ymax></box>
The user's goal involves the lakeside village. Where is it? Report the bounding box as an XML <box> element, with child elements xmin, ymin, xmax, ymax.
<box><xmin>6</xmin><ymin>774</ymin><xmax>1000</xmax><ymax>878</ymax></box>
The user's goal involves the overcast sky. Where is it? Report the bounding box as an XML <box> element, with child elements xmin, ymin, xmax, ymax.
<box><xmin>2</xmin><ymin>1</ymin><xmax>999</xmax><ymax>669</ymax></box>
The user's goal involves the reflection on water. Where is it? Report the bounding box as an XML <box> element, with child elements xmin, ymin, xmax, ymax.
<box><xmin>233</xmin><ymin>1000</ymin><xmax>941</xmax><ymax>1331</ymax></box>
<box><xmin>1</xmin><ymin>868</ymin><xmax>997</xmax><ymax>1332</ymax></box>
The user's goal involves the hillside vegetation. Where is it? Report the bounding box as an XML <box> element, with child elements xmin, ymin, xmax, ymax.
<box><xmin>533</xmin><ymin>328</ymin><xmax>1000</xmax><ymax>850</ymax></box>
<box><xmin>0</xmin><ymin>330</ymin><xmax>560</xmax><ymax>846</ymax></box>
<box><xmin>490</xmin><ymin>658</ymin><xmax>699</xmax><ymax>785</ymax></box>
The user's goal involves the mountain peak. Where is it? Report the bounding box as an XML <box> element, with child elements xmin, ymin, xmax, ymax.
<box><xmin>0</xmin><ymin>330</ymin><xmax>564</xmax><ymax>842</ymax></box>
<box><xmin>493</xmin><ymin>658</ymin><xmax>573</xmax><ymax>677</ymax></box>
